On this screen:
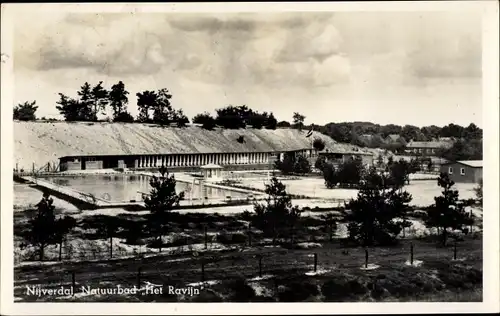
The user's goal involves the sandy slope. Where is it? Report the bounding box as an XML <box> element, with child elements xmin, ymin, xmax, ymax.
<box><xmin>14</xmin><ymin>121</ymin><xmax>373</xmax><ymax>170</ymax></box>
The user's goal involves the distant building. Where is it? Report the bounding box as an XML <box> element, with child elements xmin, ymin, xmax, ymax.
<box><xmin>359</xmin><ymin>134</ymin><xmax>374</xmax><ymax>143</ymax></box>
<box><xmin>385</xmin><ymin>134</ymin><xmax>407</xmax><ymax>146</ymax></box>
<box><xmin>440</xmin><ymin>160</ymin><xmax>482</xmax><ymax>183</ymax></box>
<box><xmin>406</xmin><ymin>140</ymin><xmax>453</xmax><ymax>156</ymax></box>
<box><xmin>318</xmin><ymin>150</ymin><xmax>374</xmax><ymax>167</ymax></box>
<box><xmin>437</xmin><ymin>137</ymin><xmax>456</xmax><ymax>143</ymax></box>
<box><xmin>200</xmin><ymin>163</ymin><xmax>223</xmax><ymax>182</ymax></box>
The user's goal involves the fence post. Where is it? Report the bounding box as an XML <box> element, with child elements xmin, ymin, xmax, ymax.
<box><xmin>204</xmin><ymin>225</ymin><xmax>208</xmax><ymax>250</ymax></box>
<box><xmin>201</xmin><ymin>260</ymin><xmax>205</xmax><ymax>282</ymax></box>
<box><xmin>365</xmin><ymin>248</ymin><xmax>369</xmax><ymax>268</ymax></box>
<box><xmin>258</xmin><ymin>255</ymin><xmax>262</xmax><ymax>278</ymax></box>
<box><xmin>313</xmin><ymin>253</ymin><xmax>318</xmax><ymax>272</ymax></box>
<box><xmin>137</xmin><ymin>267</ymin><xmax>142</xmax><ymax>289</ymax></box>
<box><xmin>109</xmin><ymin>235</ymin><xmax>113</xmax><ymax>259</ymax></box>
<box><xmin>59</xmin><ymin>239</ymin><xmax>63</xmax><ymax>261</ymax></box>
<box><xmin>71</xmin><ymin>271</ymin><xmax>76</xmax><ymax>296</ymax></box>
<box><xmin>410</xmin><ymin>242</ymin><xmax>414</xmax><ymax>265</ymax></box>
<box><xmin>248</xmin><ymin>223</ymin><xmax>252</xmax><ymax>247</ymax></box>
<box><xmin>453</xmin><ymin>241</ymin><xmax>457</xmax><ymax>260</ymax></box>
<box><xmin>470</xmin><ymin>209</ymin><xmax>473</xmax><ymax>234</ymax></box>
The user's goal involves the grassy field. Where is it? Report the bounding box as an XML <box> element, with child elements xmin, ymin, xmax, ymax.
<box><xmin>13</xmin><ymin>206</ymin><xmax>483</xmax><ymax>302</ymax></box>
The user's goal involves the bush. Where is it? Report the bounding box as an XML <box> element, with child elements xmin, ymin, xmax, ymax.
<box><xmin>278</xmin><ymin>280</ymin><xmax>319</xmax><ymax>302</ymax></box>
<box><xmin>315</xmin><ymin>156</ymin><xmax>327</xmax><ymax>171</ymax></box>
<box><xmin>369</xmin><ymin>280</ymin><xmax>390</xmax><ymax>300</ymax></box>
<box><xmin>321</xmin><ymin>277</ymin><xmax>366</xmax><ymax>301</ymax></box>
<box><xmin>313</xmin><ymin>138</ymin><xmax>326</xmax><ymax>151</ymax></box>
<box><xmin>113</xmin><ymin>111</ymin><xmax>134</xmax><ymax>123</ymax></box>
<box><xmin>216</xmin><ymin>232</ymin><xmax>248</xmax><ymax>245</ymax></box>
<box><xmin>225</xmin><ymin>277</ymin><xmax>256</xmax><ymax>302</ymax></box>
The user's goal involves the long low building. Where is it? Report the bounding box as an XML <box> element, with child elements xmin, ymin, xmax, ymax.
<box><xmin>59</xmin><ymin>152</ymin><xmax>280</xmax><ymax>171</ymax></box>
<box><xmin>14</xmin><ymin>121</ymin><xmax>375</xmax><ymax>172</ymax></box>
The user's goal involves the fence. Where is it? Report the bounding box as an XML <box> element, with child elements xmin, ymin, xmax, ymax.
<box><xmin>14</xmin><ymin>238</ymin><xmax>480</xmax><ymax>303</ymax></box>
<box><xmin>14</xmin><ymin>161</ymin><xmax>60</xmax><ymax>175</ymax></box>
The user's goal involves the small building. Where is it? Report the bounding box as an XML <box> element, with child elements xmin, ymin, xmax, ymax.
<box><xmin>385</xmin><ymin>134</ymin><xmax>407</xmax><ymax>146</ymax></box>
<box><xmin>318</xmin><ymin>150</ymin><xmax>374</xmax><ymax>167</ymax></box>
<box><xmin>406</xmin><ymin>140</ymin><xmax>453</xmax><ymax>156</ymax></box>
<box><xmin>440</xmin><ymin>160</ymin><xmax>482</xmax><ymax>183</ymax></box>
<box><xmin>200</xmin><ymin>163</ymin><xmax>224</xmax><ymax>182</ymax></box>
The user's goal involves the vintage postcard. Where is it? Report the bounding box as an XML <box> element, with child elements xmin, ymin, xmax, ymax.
<box><xmin>1</xmin><ymin>1</ymin><xmax>499</xmax><ymax>315</ymax></box>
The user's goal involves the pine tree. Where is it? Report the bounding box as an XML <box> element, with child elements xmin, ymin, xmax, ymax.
<box><xmin>136</xmin><ymin>90</ymin><xmax>158</xmax><ymax>123</ymax></box>
<box><xmin>90</xmin><ymin>81</ymin><xmax>109</xmax><ymax>121</ymax></box>
<box><xmin>193</xmin><ymin>112</ymin><xmax>217</xmax><ymax>130</ymax></box>
<box><xmin>56</xmin><ymin>93</ymin><xmax>91</xmax><ymax>121</ymax></box>
<box><xmin>343</xmin><ymin>168</ymin><xmax>412</xmax><ymax>246</ymax></box>
<box><xmin>425</xmin><ymin>173</ymin><xmax>474</xmax><ymax>245</ymax></box>
<box><xmin>144</xmin><ymin>166</ymin><xmax>185</xmax><ymax>251</ymax></box>
<box><xmin>265</xmin><ymin>112</ymin><xmax>278</xmax><ymax>130</ymax></box>
<box><xmin>109</xmin><ymin>81</ymin><xmax>133</xmax><ymax>122</ymax></box>
<box><xmin>253</xmin><ymin>177</ymin><xmax>301</xmax><ymax>245</ymax></box>
<box><xmin>23</xmin><ymin>193</ymin><xmax>58</xmax><ymax>261</ymax></box>
<box><xmin>153</xmin><ymin>88</ymin><xmax>174</xmax><ymax>125</ymax></box>
<box><xmin>13</xmin><ymin>101</ymin><xmax>38</xmax><ymax>121</ymax></box>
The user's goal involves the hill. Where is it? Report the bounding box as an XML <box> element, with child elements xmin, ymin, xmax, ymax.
<box><xmin>14</xmin><ymin>121</ymin><xmax>374</xmax><ymax>170</ymax></box>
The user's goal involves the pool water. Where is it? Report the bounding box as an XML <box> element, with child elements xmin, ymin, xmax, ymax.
<box><xmin>42</xmin><ymin>174</ymin><xmax>249</xmax><ymax>202</ymax></box>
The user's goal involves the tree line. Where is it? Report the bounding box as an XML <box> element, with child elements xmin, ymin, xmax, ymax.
<box><xmin>13</xmin><ymin>82</ymin><xmax>481</xmax><ymax>160</ymax></box>
<box><xmin>192</xmin><ymin>105</ymin><xmax>277</xmax><ymax>130</ymax></box>
<box><xmin>310</xmin><ymin>121</ymin><xmax>483</xmax><ymax>145</ymax></box>
<box><xmin>319</xmin><ymin>156</ymin><xmax>422</xmax><ymax>189</ymax></box>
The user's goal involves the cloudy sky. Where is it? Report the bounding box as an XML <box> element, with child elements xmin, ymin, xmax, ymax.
<box><xmin>12</xmin><ymin>8</ymin><xmax>483</xmax><ymax>127</ymax></box>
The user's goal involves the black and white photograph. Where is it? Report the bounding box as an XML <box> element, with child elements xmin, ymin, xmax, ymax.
<box><xmin>1</xmin><ymin>1</ymin><xmax>499</xmax><ymax>314</ymax></box>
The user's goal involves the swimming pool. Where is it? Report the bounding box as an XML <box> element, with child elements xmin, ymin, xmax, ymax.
<box><xmin>42</xmin><ymin>174</ymin><xmax>250</xmax><ymax>203</ymax></box>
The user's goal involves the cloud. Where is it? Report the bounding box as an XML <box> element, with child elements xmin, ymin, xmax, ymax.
<box><xmin>13</xmin><ymin>11</ymin><xmax>481</xmax><ymax>91</ymax></box>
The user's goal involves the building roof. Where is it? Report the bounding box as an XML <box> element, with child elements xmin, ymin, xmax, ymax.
<box><xmin>15</xmin><ymin>121</ymin><xmax>375</xmax><ymax>169</ymax></box>
<box><xmin>442</xmin><ymin>160</ymin><xmax>482</xmax><ymax>168</ymax></box>
<box><xmin>406</xmin><ymin>141</ymin><xmax>453</xmax><ymax>149</ymax></box>
<box><xmin>457</xmin><ymin>160</ymin><xmax>482</xmax><ymax>168</ymax></box>
<box><xmin>386</xmin><ymin>134</ymin><xmax>401</xmax><ymax>141</ymax></box>
<box><xmin>199</xmin><ymin>163</ymin><xmax>223</xmax><ymax>169</ymax></box>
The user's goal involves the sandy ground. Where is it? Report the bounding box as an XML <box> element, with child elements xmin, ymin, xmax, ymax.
<box><xmin>239</xmin><ymin>178</ymin><xmax>477</xmax><ymax>207</ymax></box>
<box><xmin>13</xmin><ymin>184</ymin><xmax>80</xmax><ymax>212</ymax></box>
<box><xmin>14</xmin><ymin>121</ymin><xmax>375</xmax><ymax>170</ymax></box>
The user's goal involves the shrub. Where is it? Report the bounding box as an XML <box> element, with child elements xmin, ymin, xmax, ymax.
<box><xmin>278</xmin><ymin>280</ymin><xmax>319</xmax><ymax>302</ymax></box>
<box><xmin>369</xmin><ymin>280</ymin><xmax>390</xmax><ymax>300</ymax></box>
<box><xmin>216</xmin><ymin>232</ymin><xmax>248</xmax><ymax>245</ymax></box>
<box><xmin>313</xmin><ymin>138</ymin><xmax>326</xmax><ymax>151</ymax></box>
<box><xmin>225</xmin><ymin>277</ymin><xmax>256</xmax><ymax>302</ymax></box>
<box><xmin>321</xmin><ymin>277</ymin><xmax>366</xmax><ymax>301</ymax></box>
